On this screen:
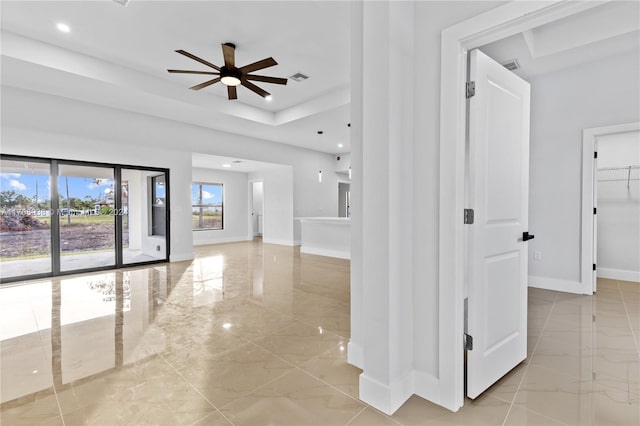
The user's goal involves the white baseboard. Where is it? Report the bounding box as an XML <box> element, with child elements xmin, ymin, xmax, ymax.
<box><xmin>293</xmin><ymin>240</ymin><xmax>301</xmax><ymax>246</ymax></box>
<box><xmin>263</xmin><ymin>238</ymin><xmax>295</xmax><ymax>246</ymax></box>
<box><xmin>413</xmin><ymin>371</ymin><xmax>441</xmax><ymax>408</ymax></box>
<box><xmin>300</xmin><ymin>246</ymin><xmax>350</xmax><ymax>259</ymax></box>
<box><xmin>347</xmin><ymin>340</ymin><xmax>363</xmax><ymax>369</ymax></box>
<box><xmin>597</xmin><ymin>268</ymin><xmax>640</xmax><ymax>282</ymax></box>
<box><xmin>193</xmin><ymin>236</ymin><xmax>251</xmax><ymax>246</ymax></box>
<box><xmin>170</xmin><ymin>252</ymin><xmax>194</xmax><ymax>262</ymax></box>
<box><xmin>359</xmin><ymin>372</ymin><xmax>414</xmax><ymax>415</ymax></box>
<box><xmin>528</xmin><ymin>275</ymin><xmax>590</xmax><ymax>295</ymax></box>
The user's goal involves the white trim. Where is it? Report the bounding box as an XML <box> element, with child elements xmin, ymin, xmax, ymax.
<box><xmin>193</xmin><ymin>236</ymin><xmax>252</xmax><ymax>246</ymax></box>
<box><xmin>347</xmin><ymin>340</ymin><xmax>363</xmax><ymax>369</ymax></box>
<box><xmin>300</xmin><ymin>246</ymin><xmax>350</xmax><ymax>260</ymax></box>
<box><xmin>358</xmin><ymin>372</ymin><xmax>414</xmax><ymax>416</ymax></box>
<box><xmin>582</xmin><ymin>122</ymin><xmax>640</xmax><ymax>293</ymax></box>
<box><xmin>598</xmin><ymin>268</ymin><xmax>640</xmax><ymax>283</ymax></box>
<box><xmin>170</xmin><ymin>252</ymin><xmax>195</xmax><ymax>262</ymax></box>
<box><xmin>439</xmin><ymin>0</ymin><xmax>604</xmax><ymax>412</ymax></box>
<box><xmin>413</xmin><ymin>371</ymin><xmax>441</xmax><ymax>408</ymax></box>
<box><xmin>528</xmin><ymin>275</ymin><xmax>589</xmax><ymax>295</ymax></box>
<box><xmin>262</xmin><ymin>238</ymin><xmax>294</xmax><ymax>246</ymax></box>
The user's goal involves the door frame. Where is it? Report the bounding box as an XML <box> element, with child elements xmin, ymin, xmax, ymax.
<box><xmin>582</xmin><ymin>122</ymin><xmax>640</xmax><ymax>293</ymax></box>
<box><xmin>248</xmin><ymin>179</ymin><xmax>264</xmax><ymax>239</ymax></box>
<box><xmin>438</xmin><ymin>0</ymin><xmax>604</xmax><ymax>411</ymax></box>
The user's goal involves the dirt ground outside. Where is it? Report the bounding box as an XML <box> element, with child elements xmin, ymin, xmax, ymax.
<box><xmin>0</xmin><ymin>222</ymin><xmax>128</xmax><ymax>258</ymax></box>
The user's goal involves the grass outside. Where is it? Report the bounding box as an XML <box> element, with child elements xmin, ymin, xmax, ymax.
<box><xmin>192</xmin><ymin>213</ymin><xmax>222</xmax><ymax>229</ymax></box>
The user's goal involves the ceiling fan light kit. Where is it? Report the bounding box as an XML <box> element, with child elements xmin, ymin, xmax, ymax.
<box><xmin>168</xmin><ymin>42</ymin><xmax>287</xmax><ymax>100</ymax></box>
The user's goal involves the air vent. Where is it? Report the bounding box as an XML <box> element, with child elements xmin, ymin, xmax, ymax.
<box><xmin>289</xmin><ymin>72</ymin><xmax>309</xmax><ymax>82</ymax></box>
<box><xmin>501</xmin><ymin>59</ymin><xmax>520</xmax><ymax>71</ymax></box>
<box><xmin>112</xmin><ymin>0</ymin><xmax>130</xmax><ymax>6</ymax></box>
<box><xmin>232</xmin><ymin>160</ymin><xmax>243</xmax><ymax>164</ymax></box>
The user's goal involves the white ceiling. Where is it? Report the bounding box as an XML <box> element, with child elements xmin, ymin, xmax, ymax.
<box><xmin>2</xmin><ymin>1</ymin><xmax>638</xmax><ymax>159</ymax></box>
<box><xmin>192</xmin><ymin>153</ymin><xmax>286</xmax><ymax>173</ymax></box>
<box><xmin>480</xmin><ymin>1</ymin><xmax>640</xmax><ymax>80</ymax></box>
<box><xmin>0</xmin><ymin>0</ymin><xmax>352</xmax><ymax>154</ymax></box>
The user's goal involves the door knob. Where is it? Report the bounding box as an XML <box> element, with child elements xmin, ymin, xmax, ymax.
<box><xmin>522</xmin><ymin>232</ymin><xmax>535</xmax><ymax>241</ymax></box>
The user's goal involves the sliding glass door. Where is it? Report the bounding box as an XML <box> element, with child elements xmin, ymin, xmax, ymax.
<box><xmin>0</xmin><ymin>155</ymin><xmax>169</xmax><ymax>283</ymax></box>
<box><xmin>58</xmin><ymin>163</ymin><xmax>116</xmax><ymax>272</ymax></box>
<box><xmin>0</xmin><ymin>158</ymin><xmax>52</xmax><ymax>280</ymax></box>
<box><xmin>121</xmin><ymin>169</ymin><xmax>167</xmax><ymax>266</ymax></box>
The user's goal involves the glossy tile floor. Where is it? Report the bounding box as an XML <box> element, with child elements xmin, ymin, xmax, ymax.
<box><xmin>1</xmin><ymin>241</ymin><xmax>638</xmax><ymax>425</ymax></box>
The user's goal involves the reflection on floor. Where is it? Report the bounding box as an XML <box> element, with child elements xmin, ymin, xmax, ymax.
<box><xmin>1</xmin><ymin>240</ymin><xmax>638</xmax><ymax>425</ymax></box>
<box><xmin>1</xmin><ymin>249</ymin><xmax>163</xmax><ymax>279</ymax></box>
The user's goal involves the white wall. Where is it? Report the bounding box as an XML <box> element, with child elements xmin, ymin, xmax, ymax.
<box><xmin>597</xmin><ymin>131</ymin><xmax>640</xmax><ymax>281</ymax></box>
<box><xmin>192</xmin><ymin>167</ymin><xmax>249</xmax><ymax>245</ymax></box>
<box><xmin>1</xmin><ymin>86</ymin><xmax>339</xmax><ymax>221</ymax></box>
<box><xmin>249</xmin><ymin>167</ymin><xmax>294</xmax><ymax>246</ymax></box>
<box><xmin>528</xmin><ymin>51</ymin><xmax>640</xmax><ymax>286</ymax></box>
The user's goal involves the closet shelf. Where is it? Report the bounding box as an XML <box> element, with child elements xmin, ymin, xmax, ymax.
<box><xmin>597</xmin><ymin>165</ymin><xmax>639</xmax><ymax>187</ymax></box>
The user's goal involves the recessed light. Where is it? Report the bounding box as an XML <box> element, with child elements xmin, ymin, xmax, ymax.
<box><xmin>222</xmin><ymin>322</ymin><xmax>232</xmax><ymax>329</ymax></box>
<box><xmin>56</xmin><ymin>23</ymin><xmax>71</xmax><ymax>33</ymax></box>
<box><xmin>338</xmin><ymin>144</ymin><xmax>343</xmax><ymax>148</ymax></box>
<box><xmin>265</xmin><ymin>95</ymin><xmax>273</xmax><ymax>102</ymax></box>
<box><xmin>222</xmin><ymin>164</ymin><xmax>231</xmax><ymax>168</ymax></box>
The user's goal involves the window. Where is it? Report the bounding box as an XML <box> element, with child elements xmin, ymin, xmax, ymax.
<box><xmin>192</xmin><ymin>182</ymin><xmax>223</xmax><ymax>230</ymax></box>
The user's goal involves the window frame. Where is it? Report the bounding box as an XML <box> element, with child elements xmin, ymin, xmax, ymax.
<box><xmin>191</xmin><ymin>182</ymin><xmax>224</xmax><ymax>231</ymax></box>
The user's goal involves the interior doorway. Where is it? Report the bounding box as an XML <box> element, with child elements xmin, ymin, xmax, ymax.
<box><xmin>583</xmin><ymin>124</ymin><xmax>640</xmax><ymax>292</ymax></box>
<box><xmin>251</xmin><ymin>181</ymin><xmax>264</xmax><ymax>237</ymax></box>
<box><xmin>338</xmin><ymin>182</ymin><xmax>350</xmax><ymax>218</ymax></box>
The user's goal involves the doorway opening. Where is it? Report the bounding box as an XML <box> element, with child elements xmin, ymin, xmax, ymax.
<box><xmin>251</xmin><ymin>181</ymin><xmax>264</xmax><ymax>238</ymax></box>
<box><xmin>338</xmin><ymin>182</ymin><xmax>350</xmax><ymax>218</ymax></box>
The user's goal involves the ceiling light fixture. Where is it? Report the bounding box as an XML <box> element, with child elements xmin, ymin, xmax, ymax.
<box><xmin>338</xmin><ymin>143</ymin><xmax>343</xmax><ymax>148</ymax></box>
<box><xmin>220</xmin><ymin>71</ymin><xmax>241</xmax><ymax>87</ymax></box>
<box><xmin>265</xmin><ymin>95</ymin><xmax>273</xmax><ymax>101</ymax></box>
<box><xmin>56</xmin><ymin>23</ymin><xmax>71</xmax><ymax>33</ymax></box>
<box><xmin>222</xmin><ymin>164</ymin><xmax>231</xmax><ymax>168</ymax></box>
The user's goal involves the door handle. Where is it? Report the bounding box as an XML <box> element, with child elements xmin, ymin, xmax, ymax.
<box><xmin>522</xmin><ymin>232</ymin><xmax>535</xmax><ymax>242</ymax></box>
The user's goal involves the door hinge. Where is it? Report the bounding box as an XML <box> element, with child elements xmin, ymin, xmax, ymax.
<box><xmin>464</xmin><ymin>208</ymin><xmax>474</xmax><ymax>224</ymax></box>
<box><xmin>464</xmin><ymin>333</ymin><xmax>473</xmax><ymax>351</ymax></box>
<box><xmin>593</xmin><ymin>207</ymin><xmax>597</xmax><ymax>214</ymax></box>
<box><xmin>466</xmin><ymin>81</ymin><xmax>476</xmax><ymax>99</ymax></box>
<box><xmin>594</xmin><ymin>151</ymin><xmax>598</xmax><ymax>159</ymax></box>
<box><xmin>593</xmin><ymin>263</ymin><xmax>597</xmax><ymax>271</ymax></box>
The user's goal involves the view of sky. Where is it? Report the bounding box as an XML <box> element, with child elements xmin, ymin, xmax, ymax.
<box><xmin>192</xmin><ymin>183</ymin><xmax>223</xmax><ymax>206</ymax></box>
<box><xmin>1</xmin><ymin>172</ymin><xmax>114</xmax><ymax>203</ymax></box>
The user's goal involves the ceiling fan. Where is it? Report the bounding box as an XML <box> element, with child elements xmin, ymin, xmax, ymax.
<box><xmin>168</xmin><ymin>43</ymin><xmax>288</xmax><ymax>100</ymax></box>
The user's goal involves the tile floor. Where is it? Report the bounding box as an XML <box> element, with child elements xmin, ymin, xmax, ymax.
<box><xmin>0</xmin><ymin>241</ymin><xmax>638</xmax><ymax>425</ymax></box>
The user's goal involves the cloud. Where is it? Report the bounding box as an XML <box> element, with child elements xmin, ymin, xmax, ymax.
<box><xmin>9</xmin><ymin>179</ymin><xmax>27</xmax><ymax>191</ymax></box>
<box><xmin>1</xmin><ymin>173</ymin><xmax>21</xmax><ymax>179</ymax></box>
<box><xmin>201</xmin><ymin>190</ymin><xmax>214</xmax><ymax>200</ymax></box>
<box><xmin>88</xmin><ymin>179</ymin><xmax>113</xmax><ymax>190</ymax></box>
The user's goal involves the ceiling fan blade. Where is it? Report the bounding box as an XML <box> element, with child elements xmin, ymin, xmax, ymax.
<box><xmin>228</xmin><ymin>86</ymin><xmax>237</xmax><ymax>100</ymax></box>
<box><xmin>241</xmin><ymin>80</ymin><xmax>270</xmax><ymax>98</ymax></box>
<box><xmin>190</xmin><ymin>77</ymin><xmax>221</xmax><ymax>90</ymax></box>
<box><xmin>246</xmin><ymin>75</ymin><xmax>288</xmax><ymax>85</ymax></box>
<box><xmin>175</xmin><ymin>50</ymin><xmax>220</xmax><ymax>71</ymax></box>
<box><xmin>239</xmin><ymin>57</ymin><xmax>277</xmax><ymax>74</ymax></box>
<box><xmin>167</xmin><ymin>69</ymin><xmax>220</xmax><ymax>75</ymax></box>
<box><xmin>222</xmin><ymin>43</ymin><xmax>235</xmax><ymax>68</ymax></box>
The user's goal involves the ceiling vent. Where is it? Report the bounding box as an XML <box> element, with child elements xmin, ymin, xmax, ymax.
<box><xmin>232</xmin><ymin>160</ymin><xmax>243</xmax><ymax>164</ymax></box>
<box><xmin>112</xmin><ymin>0</ymin><xmax>130</xmax><ymax>5</ymax></box>
<box><xmin>501</xmin><ymin>59</ymin><xmax>520</xmax><ymax>71</ymax></box>
<box><xmin>289</xmin><ymin>72</ymin><xmax>309</xmax><ymax>82</ymax></box>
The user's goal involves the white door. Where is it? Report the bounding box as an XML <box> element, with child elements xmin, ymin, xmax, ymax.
<box><xmin>466</xmin><ymin>49</ymin><xmax>531</xmax><ymax>399</ymax></box>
